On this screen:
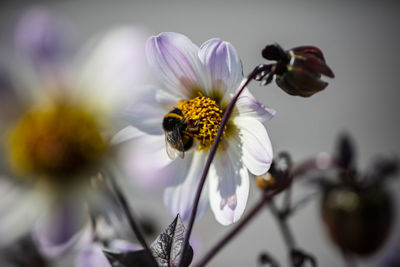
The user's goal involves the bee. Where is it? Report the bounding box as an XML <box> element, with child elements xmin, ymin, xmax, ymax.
<box><xmin>162</xmin><ymin>108</ymin><xmax>198</xmax><ymax>159</ymax></box>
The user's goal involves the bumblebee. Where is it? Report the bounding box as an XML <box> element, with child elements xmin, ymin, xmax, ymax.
<box><xmin>162</xmin><ymin>108</ymin><xmax>197</xmax><ymax>159</ymax></box>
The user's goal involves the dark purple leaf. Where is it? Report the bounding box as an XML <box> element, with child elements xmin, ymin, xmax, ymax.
<box><xmin>150</xmin><ymin>214</ymin><xmax>193</xmax><ymax>267</ymax></box>
<box><xmin>103</xmin><ymin>214</ymin><xmax>193</xmax><ymax>267</ymax></box>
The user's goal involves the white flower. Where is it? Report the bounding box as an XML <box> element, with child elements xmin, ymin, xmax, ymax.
<box><xmin>0</xmin><ymin>9</ymin><xmax>149</xmax><ymax>254</ymax></box>
<box><xmin>118</xmin><ymin>32</ymin><xmax>275</xmax><ymax>225</ymax></box>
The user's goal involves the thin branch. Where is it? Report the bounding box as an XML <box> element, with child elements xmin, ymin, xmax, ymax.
<box><xmin>194</xmin><ymin>192</ymin><xmax>273</xmax><ymax>267</ymax></box>
<box><xmin>269</xmin><ymin>200</ymin><xmax>296</xmax><ymax>250</ymax></box>
<box><xmin>107</xmin><ymin>172</ymin><xmax>158</xmax><ymax>267</ymax></box>
<box><xmin>195</xmin><ymin>172</ymin><xmax>293</xmax><ymax>267</ymax></box>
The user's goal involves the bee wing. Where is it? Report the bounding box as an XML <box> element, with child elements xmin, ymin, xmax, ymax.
<box><xmin>165</xmin><ymin>130</ymin><xmax>185</xmax><ymax>160</ymax></box>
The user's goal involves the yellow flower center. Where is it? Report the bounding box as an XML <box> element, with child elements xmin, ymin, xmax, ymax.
<box><xmin>6</xmin><ymin>102</ymin><xmax>107</xmax><ymax>183</ymax></box>
<box><xmin>178</xmin><ymin>95</ymin><xmax>225</xmax><ymax>150</ymax></box>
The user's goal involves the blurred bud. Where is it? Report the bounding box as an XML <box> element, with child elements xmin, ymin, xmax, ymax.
<box><xmin>335</xmin><ymin>134</ymin><xmax>355</xmax><ymax>170</ymax></box>
<box><xmin>321</xmin><ymin>184</ymin><xmax>393</xmax><ymax>256</ymax></box>
<box><xmin>367</xmin><ymin>156</ymin><xmax>398</xmax><ymax>184</ymax></box>
<box><xmin>257</xmin><ymin>43</ymin><xmax>334</xmax><ymax>97</ymax></box>
<box><xmin>256</xmin><ymin>152</ymin><xmax>292</xmax><ymax>191</ymax></box>
<box><xmin>256</xmin><ymin>173</ymin><xmax>276</xmax><ymax>191</ymax></box>
<box><xmin>379</xmin><ymin>241</ymin><xmax>400</xmax><ymax>267</ymax></box>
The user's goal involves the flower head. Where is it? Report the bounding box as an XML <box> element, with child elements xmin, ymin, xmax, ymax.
<box><xmin>120</xmin><ymin>32</ymin><xmax>275</xmax><ymax>225</ymax></box>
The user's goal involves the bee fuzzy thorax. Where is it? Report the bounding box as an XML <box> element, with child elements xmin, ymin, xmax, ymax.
<box><xmin>178</xmin><ymin>95</ymin><xmax>225</xmax><ymax>150</ymax></box>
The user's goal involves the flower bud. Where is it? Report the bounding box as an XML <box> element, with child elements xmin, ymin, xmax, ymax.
<box><xmin>261</xmin><ymin>44</ymin><xmax>334</xmax><ymax>97</ymax></box>
<box><xmin>321</xmin><ymin>184</ymin><xmax>393</xmax><ymax>256</ymax></box>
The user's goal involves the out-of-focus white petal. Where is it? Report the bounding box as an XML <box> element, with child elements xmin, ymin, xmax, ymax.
<box><xmin>146</xmin><ymin>32</ymin><xmax>207</xmax><ymax>97</ymax></box>
<box><xmin>0</xmin><ymin>179</ymin><xmax>45</xmax><ymax>247</ymax></box>
<box><xmin>111</xmin><ymin>126</ymin><xmax>144</xmax><ymax>145</ymax></box>
<box><xmin>77</xmin><ymin>27</ymin><xmax>150</xmax><ymax>112</ymax></box>
<box><xmin>209</xmin><ymin>146</ymin><xmax>249</xmax><ymax>225</ymax></box>
<box><xmin>109</xmin><ymin>239</ymin><xmax>141</xmax><ymax>252</ymax></box>
<box><xmin>236</xmin><ymin>89</ymin><xmax>276</xmax><ymax>123</ymax></box>
<box><xmin>164</xmin><ymin>151</ymin><xmax>209</xmax><ymax>221</ymax></box>
<box><xmin>198</xmin><ymin>38</ymin><xmax>243</xmax><ymax>96</ymax></box>
<box><xmin>75</xmin><ymin>240</ymin><xmax>141</xmax><ymax>267</ymax></box>
<box><xmin>119</xmin><ymin>131</ymin><xmax>176</xmax><ymax>190</ymax></box>
<box><xmin>75</xmin><ymin>243</ymin><xmax>110</xmax><ymax>267</ymax></box>
<box><xmin>33</xmin><ymin>198</ymin><xmax>91</xmax><ymax>258</ymax></box>
<box><xmin>121</xmin><ymin>86</ymin><xmax>177</xmax><ymax>135</ymax></box>
<box><xmin>234</xmin><ymin>117</ymin><xmax>273</xmax><ymax>175</ymax></box>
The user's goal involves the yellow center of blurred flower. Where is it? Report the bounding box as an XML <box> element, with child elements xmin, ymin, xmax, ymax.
<box><xmin>178</xmin><ymin>95</ymin><xmax>225</xmax><ymax>150</ymax></box>
<box><xmin>7</xmin><ymin>102</ymin><xmax>107</xmax><ymax>183</ymax></box>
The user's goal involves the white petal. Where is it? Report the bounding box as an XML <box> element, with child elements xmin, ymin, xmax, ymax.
<box><xmin>146</xmin><ymin>32</ymin><xmax>207</xmax><ymax>97</ymax></box>
<box><xmin>120</xmin><ymin>132</ymin><xmax>174</xmax><ymax>190</ymax></box>
<box><xmin>164</xmin><ymin>151</ymin><xmax>209</xmax><ymax>221</ymax></box>
<box><xmin>77</xmin><ymin>27</ymin><xmax>150</xmax><ymax>111</ymax></box>
<box><xmin>209</xmin><ymin>146</ymin><xmax>249</xmax><ymax>225</ymax></box>
<box><xmin>234</xmin><ymin>117</ymin><xmax>273</xmax><ymax>175</ymax></box>
<box><xmin>111</xmin><ymin>126</ymin><xmax>144</xmax><ymax>145</ymax></box>
<box><xmin>0</xmin><ymin>180</ymin><xmax>44</xmax><ymax>247</ymax></box>
<box><xmin>121</xmin><ymin>86</ymin><xmax>176</xmax><ymax>135</ymax></box>
<box><xmin>236</xmin><ymin>89</ymin><xmax>276</xmax><ymax>123</ymax></box>
<box><xmin>199</xmin><ymin>38</ymin><xmax>243</xmax><ymax>96</ymax></box>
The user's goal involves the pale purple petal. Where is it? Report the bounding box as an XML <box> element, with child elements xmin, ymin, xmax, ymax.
<box><xmin>75</xmin><ymin>243</ymin><xmax>110</xmax><ymax>267</ymax></box>
<box><xmin>164</xmin><ymin>151</ymin><xmax>209</xmax><ymax>221</ymax></box>
<box><xmin>208</xmin><ymin>146</ymin><xmax>249</xmax><ymax>225</ymax></box>
<box><xmin>76</xmin><ymin>240</ymin><xmax>140</xmax><ymax>267</ymax></box>
<box><xmin>122</xmin><ymin>86</ymin><xmax>177</xmax><ymax>135</ymax></box>
<box><xmin>109</xmin><ymin>239</ymin><xmax>142</xmax><ymax>252</ymax></box>
<box><xmin>78</xmin><ymin>27</ymin><xmax>150</xmax><ymax>110</ymax></box>
<box><xmin>236</xmin><ymin>89</ymin><xmax>276</xmax><ymax>123</ymax></box>
<box><xmin>199</xmin><ymin>38</ymin><xmax>243</xmax><ymax>96</ymax></box>
<box><xmin>14</xmin><ymin>8</ymin><xmax>73</xmax><ymax>70</ymax></box>
<box><xmin>33</xmin><ymin>199</ymin><xmax>90</xmax><ymax>258</ymax></box>
<box><xmin>234</xmin><ymin>117</ymin><xmax>273</xmax><ymax>175</ymax></box>
<box><xmin>120</xmin><ymin>131</ymin><xmax>179</xmax><ymax>190</ymax></box>
<box><xmin>146</xmin><ymin>32</ymin><xmax>206</xmax><ymax>97</ymax></box>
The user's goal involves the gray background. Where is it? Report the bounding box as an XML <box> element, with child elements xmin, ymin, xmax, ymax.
<box><xmin>1</xmin><ymin>0</ymin><xmax>400</xmax><ymax>266</ymax></box>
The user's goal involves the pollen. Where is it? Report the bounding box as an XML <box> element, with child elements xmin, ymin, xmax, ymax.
<box><xmin>178</xmin><ymin>95</ymin><xmax>225</xmax><ymax>150</ymax></box>
<box><xmin>6</xmin><ymin>102</ymin><xmax>107</xmax><ymax>183</ymax></box>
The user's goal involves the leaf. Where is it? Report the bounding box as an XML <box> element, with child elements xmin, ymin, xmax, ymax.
<box><xmin>150</xmin><ymin>214</ymin><xmax>193</xmax><ymax>267</ymax></box>
<box><xmin>103</xmin><ymin>214</ymin><xmax>193</xmax><ymax>267</ymax></box>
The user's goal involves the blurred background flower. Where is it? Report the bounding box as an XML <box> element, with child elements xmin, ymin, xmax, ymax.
<box><xmin>0</xmin><ymin>7</ymin><xmax>150</xmax><ymax>260</ymax></box>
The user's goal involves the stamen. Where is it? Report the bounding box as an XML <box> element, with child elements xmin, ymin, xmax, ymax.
<box><xmin>6</xmin><ymin>103</ymin><xmax>107</xmax><ymax>183</ymax></box>
<box><xmin>178</xmin><ymin>96</ymin><xmax>225</xmax><ymax>150</ymax></box>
